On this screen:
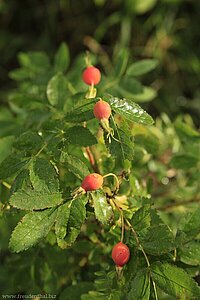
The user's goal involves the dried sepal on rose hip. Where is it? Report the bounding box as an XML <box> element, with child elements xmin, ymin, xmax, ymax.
<box><xmin>82</xmin><ymin>66</ymin><xmax>101</xmax><ymax>86</ymax></box>
<box><xmin>93</xmin><ymin>99</ymin><xmax>119</xmax><ymax>143</ymax></box>
<box><xmin>93</xmin><ymin>99</ymin><xmax>111</xmax><ymax>132</ymax></box>
<box><xmin>71</xmin><ymin>173</ymin><xmax>104</xmax><ymax>198</ymax></box>
<box><xmin>112</xmin><ymin>242</ymin><xmax>130</xmax><ymax>267</ymax></box>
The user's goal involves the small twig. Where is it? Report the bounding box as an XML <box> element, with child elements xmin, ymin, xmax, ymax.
<box><xmin>157</xmin><ymin>197</ymin><xmax>200</xmax><ymax>211</ymax></box>
<box><xmin>103</xmin><ymin>173</ymin><xmax>120</xmax><ymax>192</ymax></box>
<box><xmin>83</xmin><ymin>36</ymin><xmax>113</xmax><ymax>74</ymax></box>
<box><xmin>152</xmin><ymin>279</ymin><xmax>159</xmax><ymax>300</ymax></box>
<box><xmin>120</xmin><ymin>210</ymin><xmax>124</xmax><ymax>243</ymax></box>
<box><xmin>85</xmin><ymin>147</ymin><xmax>100</xmax><ymax>173</ymax></box>
<box><xmin>1</xmin><ymin>181</ymin><xmax>11</xmax><ymax>189</ymax></box>
<box><xmin>35</xmin><ymin>143</ymin><xmax>47</xmax><ymax>157</ymax></box>
<box><xmin>125</xmin><ymin>219</ymin><xmax>149</xmax><ymax>266</ymax></box>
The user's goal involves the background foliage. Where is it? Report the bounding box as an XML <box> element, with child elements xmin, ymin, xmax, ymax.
<box><xmin>0</xmin><ymin>0</ymin><xmax>199</xmax><ymax>299</ymax></box>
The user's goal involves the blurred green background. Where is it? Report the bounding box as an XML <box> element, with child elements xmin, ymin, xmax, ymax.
<box><xmin>0</xmin><ymin>1</ymin><xmax>200</xmax><ymax>297</ymax></box>
<box><xmin>0</xmin><ymin>0</ymin><xmax>200</xmax><ymax>123</ymax></box>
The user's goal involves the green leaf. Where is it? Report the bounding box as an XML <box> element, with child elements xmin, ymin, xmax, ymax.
<box><xmin>55</xmin><ymin>196</ymin><xmax>88</xmax><ymax>248</ymax></box>
<box><xmin>18</xmin><ymin>51</ymin><xmax>50</xmax><ymax>73</ymax></box>
<box><xmin>54</xmin><ymin>42</ymin><xmax>70</xmax><ymax>73</ymax></box>
<box><xmin>47</xmin><ymin>73</ymin><xmax>67</xmax><ymax>106</ymax></box>
<box><xmin>65</xmin><ymin>101</ymin><xmax>95</xmax><ymax>123</ymax></box>
<box><xmin>13</xmin><ymin>132</ymin><xmax>43</xmax><ymax>152</ymax></box>
<box><xmin>178</xmin><ymin>241</ymin><xmax>200</xmax><ymax>266</ymax></box>
<box><xmin>120</xmin><ymin>77</ymin><xmax>143</xmax><ymax>95</ymax></box>
<box><xmin>81</xmin><ymin>291</ymin><xmax>108</xmax><ymax>300</ymax></box>
<box><xmin>91</xmin><ymin>190</ymin><xmax>113</xmax><ymax>224</ymax></box>
<box><xmin>55</xmin><ymin>203</ymin><xmax>71</xmax><ymax>240</ymax></box>
<box><xmin>114</xmin><ymin>48</ymin><xmax>129</xmax><ymax>77</ymax></box>
<box><xmin>131</xmin><ymin>86</ymin><xmax>157</xmax><ymax>102</ymax></box>
<box><xmin>170</xmin><ymin>154</ymin><xmax>198</xmax><ymax>169</ymax></box>
<box><xmin>65</xmin><ymin>126</ymin><xmax>97</xmax><ymax>147</ymax></box>
<box><xmin>182</xmin><ymin>207</ymin><xmax>200</xmax><ymax>237</ymax></box>
<box><xmin>134</xmin><ymin>133</ymin><xmax>159</xmax><ymax>155</ymax></box>
<box><xmin>60</xmin><ymin>152</ymin><xmax>89</xmax><ymax>179</ymax></box>
<box><xmin>150</xmin><ymin>209</ymin><xmax>164</xmax><ymax>226</ymax></box>
<box><xmin>10</xmin><ymin>190</ymin><xmax>62</xmax><ymax>210</ymax></box>
<box><xmin>10</xmin><ymin>158</ymin><xmax>62</xmax><ymax>210</ymax></box>
<box><xmin>175</xmin><ymin>119</ymin><xmax>200</xmax><ymax>142</ymax></box>
<box><xmin>140</xmin><ymin>225</ymin><xmax>174</xmax><ymax>255</ymax></box>
<box><xmin>129</xmin><ymin>175</ymin><xmax>149</xmax><ymax>198</ymax></box>
<box><xmin>0</xmin><ymin>154</ymin><xmax>29</xmax><ymax>180</ymax></box>
<box><xmin>126</xmin><ymin>59</ymin><xmax>158</xmax><ymax>77</ymax></box>
<box><xmin>151</xmin><ymin>262</ymin><xmax>200</xmax><ymax>299</ymax></box>
<box><xmin>107</xmin><ymin>96</ymin><xmax>154</xmax><ymax>125</ymax></box>
<box><xmin>9</xmin><ymin>68</ymin><xmax>30</xmax><ymax>81</ymax></box>
<box><xmin>127</xmin><ymin>268</ymin><xmax>150</xmax><ymax>300</ymax></box>
<box><xmin>132</xmin><ymin>0</ymin><xmax>158</xmax><ymax>14</ymax></box>
<box><xmin>130</xmin><ymin>205</ymin><xmax>151</xmax><ymax>233</ymax></box>
<box><xmin>9</xmin><ymin>208</ymin><xmax>57</xmax><ymax>252</ymax></box>
<box><xmin>105</xmin><ymin>120</ymin><xmax>134</xmax><ymax>162</ymax></box>
<box><xmin>60</xmin><ymin>282</ymin><xmax>94</xmax><ymax>300</ymax></box>
<box><xmin>0</xmin><ymin>136</ymin><xmax>14</xmax><ymax>164</ymax></box>
<box><xmin>10</xmin><ymin>169</ymin><xmax>31</xmax><ymax>194</ymax></box>
<box><xmin>29</xmin><ymin>157</ymin><xmax>59</xmax><ymax>193</ymax></box>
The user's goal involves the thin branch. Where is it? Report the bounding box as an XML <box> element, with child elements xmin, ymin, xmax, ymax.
<box><xmin>85</xmin><ymin>147</ymin><xmax>100</xmax><ymax>173</ymax></box>
<box><xmin>103</xmin><ymin>173</ymin><xmax>120</xmax><ymax>192</ymax></box>
<box><xmin>120</xmin><ymin>210</ymin><xmax>124</xmax><ymax>243</ymax></box>
<box><xmin>1</xmin><ymin>181</ymin><xmax>11</xmax><ymax>189</ymax></box>
<box><xmin>157</xmin><ymin>197</ymin><xmax>200</xmax><ymax>211</ymax></box>
<box><xmin>125</xmin><ymin>218</ymin><xmax>158</xmax><ymax>300</ymax></box>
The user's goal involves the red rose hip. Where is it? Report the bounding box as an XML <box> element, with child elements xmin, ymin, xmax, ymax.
<box><xmin>81</xmin><ymin>173</ymin><xmax>103</xmax><ymax>192</ymax></box>
<box><xmin>93</xmin><ymin>99</ymin><xmax>111</xmax><ymax>121</ymax></box>
<box><xmin>82</xmin><ymin>66</ymin><xmax>101</xmax><ymax>85</ymax></box>
<box><xmin>112</xmin><ymin>242</ymin><xmax>130</xmax><ymax>267</ymax></box>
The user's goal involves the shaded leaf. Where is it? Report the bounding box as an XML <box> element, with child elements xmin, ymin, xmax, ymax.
<box><xmin>29</xmin><ymin>157</ymin><xmax>59</xmax><ymax>193</ymax></box>
<box><xmin>126</xmin><ymin>59</ymin><xmax>158</xmax><ymax>77</ymax></box>
<box><xmin>18</xmin><ymin>51</ymin><xmax>50</xmax><ymax>73</ymax></box>
<box><xmin>178</xmin><ymin>241</ymin><xmax>200</xmax><ymax>266</ymax></box>
<box><xmin>13</xmin><ymin>132</ymin><xmax>43</xmax><ymax>152</ymax></box>
<box><xmin>65</xmin><ymin>100</ymin><xmax>95</xmax><ymax>123</ymax></box>
<box><xmin>60</xmin><ymin>152</ymin><xmax>89</xmax><ymax>179</ymax></box>
<box><xmin>54</xmin><ymin>42</ymin><xmax>70</xmax><ymax>73</ymax></box>
<box><xmin>127</xmin><ymin>268</ymin><xmax>150</xmax><ymax>300</ymax></box>
<box><xmin>130</xmin><ymin>205</ymin><xmax>151</xmax><ymax>233</ymax></box>
<box><xmin>140</xmin><ymin>225</ymin><xmax>174</xmax><ymax>255</ymax></box>
<box><xmin>65</xmin><ymin>126</ymin><xmax>97</xmax><ymax>147</ymax></box>
<box><xmin>120</xmin><ymin>77</ymin><xmax>143</xmax><ymax>95</ymax></box>
<box><xmin>55</xmin><ymin>196</ymin><xmax>88</xmax><ymax>248</ymax></box>
<box><xmin>114</xmin><ymin>48</ymin><xmax>129</xmax><ymax>77</ymax></box>
<box><xmin>151</xmin><ymin>262</ymin><xmax>200</xmax><ymax>299</ymax></box>
<box><xmin>170</xmin><ymin>154</ymin><xmax>198</xmax><ymax>170</ymax></box>
<box><xmin>182</xmin><ymin>207</ymin><xmax>200</xmax><ymax>238</ymax></box>
<box><xmin>0</xmin><ymin>136</ymin><xmax>14</xmax><ymax>164</ymax></box>
<box><xmin>10</xmin><ymin>158</ymin><xmax>62</xmax><ymax>210</ymax></box>
<box><xmin>134</xmin><ymin>132</ymin><xmax>159</xmax><ymax>154</ymax></box>
<box><xmin>0</xmin><ymin>154</ymin><xmax>29</xmax><ymax>180</ymax></box>
<box><xmin>60</xmin><ymin>282</ymin><xmax>94</xmax><ymax>300</ymax></box>
<box><xmin>175</xmin><ymin>119</ymin><xmax>200</xmax><ymax>143</ymax></box>
<box><xmin>47</xmin><ymin>73</ymin><xmax>67</xmax><ymax>106</ymax></box>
